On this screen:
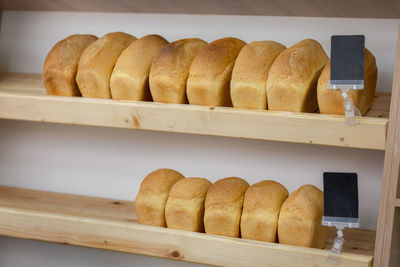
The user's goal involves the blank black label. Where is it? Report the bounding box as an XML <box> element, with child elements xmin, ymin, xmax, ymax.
<box><xmin>323</xmin><ymin>172</ymin><xmax>359</xmax><ymax>219</ymax></box>
<box><xmin>330</xmin><ymin>35</ymin><xmax>365</xmax><ymax>83</ymax></box>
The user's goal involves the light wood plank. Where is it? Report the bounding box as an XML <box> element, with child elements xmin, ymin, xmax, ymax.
<box><xmin>0</xmin><ymin>186</ymin><xmax>374</xmax><ymax>267</ymax></box>
<box><xmin>390</xmin><ymin>208</ymin><xmax>400</xmax><ymax>266</ymax></box>
<box><xmin>2</xmin><ymin>0</ymin><xmax>400</xmax><ymax>19</ymax></box>
<box><xmin>396</xmin><ymin>199</ymin><xmax>400</xmax><ymax>207</ymax></box>
<box><xmin>0</xmin><ymin>73</ymin><xmax>388</xmax><ymax>150</ymax></box>
<box><xmin>374</xmin><ymin>21</ymin><xmax>400</xmax><ymax>267</ymax></box>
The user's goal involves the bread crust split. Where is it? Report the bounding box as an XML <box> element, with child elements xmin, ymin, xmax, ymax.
<box><xmin>266</xmin><ymin>39</ymin><xmax>328</xmax><ymax>112</ymax></box>
<box><xmin>110</xmin><ymin>34</ymin><xmax>169</xmax><ymax>101</ymax></box>
<box><xmin>135</xmin><ymin>168</ymin><xmax>185</xmax><ymax>227</ymax></box>
<box><xmin>240</xmin><ymin>180</ymin><xmax>288</xmax><ymax>242</ymax></box>
<box><xmin>277</xmin><ymin>184</ymin><xmax>328</xmax><ymax>248</ymax></box>
<box><xmin>187</xmin><ymin>37</ymin><xmax>247</xmax><ymax>107</ymax></box>
<box><xmin>43</xmin><ymin>34</ymin><xmax>98</xmax><ymax>96</ymax></box>
<box><xmin>231</xmin><ymin>41</ymin><xmax>286</xmax><ymax>110</ymax></box>
<box><xmin>76</xmin><ymin>32</ymin><xmax>136</xmax><ymax>99</ymax></box>
<box><xmin>149</xmin><ymin>38</ymin><xmax>207</xmax><ymax>104</ymax></box>
<box><xmin>165</xmin><ymin>177</ymin><xmax>211</xmax><ymax>232</ymax></box>
<box><xmin>204</xmin><ymin>177</ymin><xmax>249</xmax><ymax>237</ymax></box>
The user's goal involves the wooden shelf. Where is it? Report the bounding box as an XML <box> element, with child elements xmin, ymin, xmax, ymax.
<box><xmin>0</xmin><ymin>186</ymin><xmax>375</xmax><ymax>267</ymax></box>
<box><xmin>2</xmin><ymin>0</ymin><xmax>400</xmax><ymax>18</ymax></box>
<box><xmin>0</xmin><ymin>72</ymin><xmax>389</xmax><ymax>150</ymax></box>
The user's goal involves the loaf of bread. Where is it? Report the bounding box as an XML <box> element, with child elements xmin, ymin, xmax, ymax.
<box><xmin>165</xmin><ymin>177</ymin><xmax>211</xmax><ymax>232</ymax></box>
<box><xmin>266</xmin><ymin>39</ymin><xmax>328</xmax><ymax>112</ymax></box>
<box><xmin>43</xmin><ymin>34</ymin><xmax>98</xmax><ymax>96</ymax></box>
<box><xmin>204</xmin><ymin>177</ymin><xmax>249</xmax><ymax>237</ymax></box>
<box><xmin>135</xmin><ymin>168</ymin><xmax>185</xmax><ymax>227</ymax></box>
<box><xmin>317</xmin><ymin>49</ymin><xmax>378</xmax><ymax>116</ymax></box>
<box><xmin>240</xmin><ymin>180</ymin><xmax>288</xmax><ymax>242</ymax></box>
<box><xmin>76</xmin><ymin>32</ymin><xmax>136</xmax><ymax>98</ymax></box>
<box><xmin>278</xmin><ymin>185</ymin><xmax>328</xmax><ymax>248</ymax></box>
<box><xmin>149</xmin><ymin>38</ymin><xmax>207</xmax><ymax>103</ymax></box>
<box><xmin>110</xmin><ymin>35</ymin><xmax>169</xmax><ymax>101</ymax></box>
<box><xmin>187</xmin><ymin>37</ymin><xmax>247</xmax><ymax>107</ymax></box>
<box><xmin>231</xmin><ymin>41</ymin><xmax>286</xmax><ymax>110</ymax></box>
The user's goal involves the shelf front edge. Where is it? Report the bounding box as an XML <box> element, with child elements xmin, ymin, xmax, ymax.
<box><xmin>0</xmin><ymin>186</ymin><xmax>373</xmax><ymax>267</ymax></box>
<box><xmin>0</xmin><ymin>91</ymin><xmax>387</xmax><ymax>150</ymax></box>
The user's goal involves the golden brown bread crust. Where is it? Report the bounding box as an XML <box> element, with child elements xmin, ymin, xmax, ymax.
<box><xmin>76</xmin><ymin>32</ymin><xmax>136</xmax><ymax>99</ymax></box>
<box><xmin>277</xmin><ymin>184</ymin><xmax>328</xmax><ymax>248</ymax></box>
<box><xmin>231</xmin><ymin>41</ymin><xmax>286</xmax><ymax>110</ymax></box>
<box><xmin>43</xmin><ymin>34</ymin><xmax>98</xmax><ymax>96</ymax></box>
<box><xmin>110</xmin><ymin>35</ymin><xmax>168</xmax><ymax>101</ymax></box>
<box><xmin>135</xmin><ymin>168</ymin><xmax>185</xmax><ymax>227</ymax></box>
<box><xmin>149</xmin><ymin>38</ymin><xmax>207</xmax><ymax>104</ymax></box>
<box><xmin>204</xmin><ymin>177</ymin><xmax>249</xmax><ymax>237</ymax></box>
<box><xmin>266</xmin><ymin>39</ymin><xmax>328</xmax><ymax>112</ymax></box>
<box><xmin>317</xmin><ymin>49</ymin><xmax>378</xmax><ymax>115</ymax></box>
<box><xmin>165</xmin><ymin>177</ymin><xmax>211</xmax><ymax>232</ymax></box>
<box><xmin>187</xmin><ymin>37</ymin><xmax>247</xmax><ymax>107</ymax></box>
<box><xmin>240</xmin><ymin>180</ymin><xmax>288</xmax><ymax>242</ymax></box>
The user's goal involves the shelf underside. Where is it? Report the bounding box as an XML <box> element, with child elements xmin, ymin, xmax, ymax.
<box><xmin>2</xmin><ymin>0</ymin><xmax>400</xmax><ymax>18</ymax></box>
<box><xmin>0</xmin><ymin>186</ymin><xmax>375</xmax><ymax>267</ymax></box>
<box><xmin>0</xmin><ymin>73</ymin><xmax>389</xmax><ymax>150</ymax></box>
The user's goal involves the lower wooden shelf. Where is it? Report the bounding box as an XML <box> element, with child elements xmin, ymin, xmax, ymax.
<box><xmin>0</xmin><ymin>186</ymin><xmax>374</xmax><ymax>267</ymax></box>
<box><xmin>0</xmin><ymin>72</ymin><xmax>389</xmax><ymax>150</ymax></box>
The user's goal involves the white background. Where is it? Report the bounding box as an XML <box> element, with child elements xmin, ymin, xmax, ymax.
<box><xmin>0</xmin><ymin>11</ymin><xmax>397</xmax><ymax>267</ymax></box>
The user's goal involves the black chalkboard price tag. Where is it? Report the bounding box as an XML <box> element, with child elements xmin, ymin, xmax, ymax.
<box><xmin>322</xmin><ymin>172</ymin><xmax>359</xmax><ymax>264</ymax></box>
<box><xmin>330</xmin><ymin>35</ymin><xmax>365</xmax><ymax>86</ymax></box>
<box><xmin>323</xmin><ymin>172</ymin><xmax>359</xmax><ymax>224</ymax></box>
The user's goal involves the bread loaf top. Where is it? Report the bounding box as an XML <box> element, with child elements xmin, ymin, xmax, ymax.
<box><xmin>150</xmin><ymin>38</ymin><xmax>207</xmax><ymax>77</ymax></box>
<box><xmin>168</xmin><ymin>177</ymin><xmax>211</xmax><ymax>200</ymax></box>
<box><xmin>231</xmin><ymin>41</ymin><xmax>286</xmax><ymax>83</ymax></box>
<box><xmin>205</xmin><ymin>177</ymin><xmax>249</xmax><ymax>208</ymax></box>
<box><xmin>138</xmin><ymin>169</ymin><xmax>185</xmax><ymax>194</ymax></box>
<box><xmin>43</xmin><ymin>34</ymin><xmax>98</xmax><ymax>75</ymax></box>
<box><xmin>78</xmin><ymin>32</ymin><xmax>136</xmax><ymax>68</ymax></box>
<box><xmin>279</xmin><ymin>184</ymin><xmax>324</xmax><ymax>221</ymax></box>
<box><xmin>112</xmin><ymin>34</ymin><xmax>168</xmax><ymax>80</ymax></box>
<box><xmin>189</xmin><ymin>37</ymin><xmax>246</xmax><ymax>79</ymax></box>
<box><xmin>43</xmin><ymin>34</ymin><xmax>98</xmax><ymax>96</ymax></box>
<box><xmin>243</xmin><ymin>180</ymin><xmax>288</xmax><ymax>212</ymax></box>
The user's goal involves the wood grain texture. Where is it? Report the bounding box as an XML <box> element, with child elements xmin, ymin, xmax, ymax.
<box><xmin>0</xmin><ymin>186</ymin><xmax>374</xmax><ymax>267</ymax></box>
<box><xmin>2</xmin><ymin>0</ymin><xmax>400</xmax><ymax>18</ymax></box>
<box><xmin>0</xmin><ymin>72</ymin><xmax>389</xmax><ymax>150</ymax></box>
<box><xmin>374</xmin><ymin>22</ymin><xmax>400</xmax><ymax>267</ymax></box>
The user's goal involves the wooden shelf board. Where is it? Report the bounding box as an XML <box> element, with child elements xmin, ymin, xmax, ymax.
<box><xmin>396</xmin><ymin>198</ymin><xmax>400</xmax><ymax>207</ymax></box>
<box><xmin>2</xmin><ymin>0</ymin><xmax>400</xmax><ymax>18</ymax></box>
<box><xmin>0</xmin><ymin>186</ymin><xmax>375</xmax><ymax>267</ymax></box>
<box><xmin>0</xmin><ymin>72</ymin><xmax>389</xmax><ymax>150</ymax></box>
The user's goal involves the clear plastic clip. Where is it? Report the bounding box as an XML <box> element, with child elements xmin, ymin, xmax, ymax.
<box><xmin>327</xmin><ymin>227</ymin><xmax>345</xmax><ymax>265</ymax></box>
<box><xmin>341</xmin><ymin>89</ymin><xmax>361</xmax><ymax>126</ymax></box>
<box><xmin>327</xmin><ymin>82</ymin><xmax>363</xmax><ymax>126</ymax></box>
<box><xmin>322</xmin><ymin>217</ymin><xmax>359</xmax><ymax>265</ymax></box>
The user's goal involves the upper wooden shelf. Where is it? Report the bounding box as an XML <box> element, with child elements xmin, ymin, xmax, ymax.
<box><xmin>0</xmin><ymin>185</ymin><xmax>375</xmax><ymax>267</ymax></box>
<box><xmin>0</xmin><ymin>72</ymin><xmax>389</xmax><ymax>150</ymax></box>
<box><xmin>2</xmin><ymin>0</ymin><xmax>400</xmax><ymax>18</ymax></box>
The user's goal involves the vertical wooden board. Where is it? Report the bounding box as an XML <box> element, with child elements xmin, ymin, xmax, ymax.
<box><xmin>389</xmin><ymin>208</ymin><xmax>400</xmax><ymax>267</ymax></box>
<box><xmin>374</xmin><ymin>21</ymin><xmax>400</xmax><ymax>267</ymax></box>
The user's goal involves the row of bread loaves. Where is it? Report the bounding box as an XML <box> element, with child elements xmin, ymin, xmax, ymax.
<box><xmin>43</xmin><ymin>32</ymin><xmax>377</xmax><ymax>116</ymax></box>
<box><xmin>134</xmin><ymin>168</ymin><xmax>328</xmax><ymax>248</ymax></box>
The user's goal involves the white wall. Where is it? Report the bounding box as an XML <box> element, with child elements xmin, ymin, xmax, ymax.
<box><xmin>0</xmin><ymin>11</ymin><xmax>397</xmax><ymax>267</ymax></box>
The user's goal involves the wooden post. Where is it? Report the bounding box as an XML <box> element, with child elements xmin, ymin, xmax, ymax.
<box><xmin>374</xmin><ymin>21</ymin><xmax>400</xmax><ymax>267</ymax></box>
